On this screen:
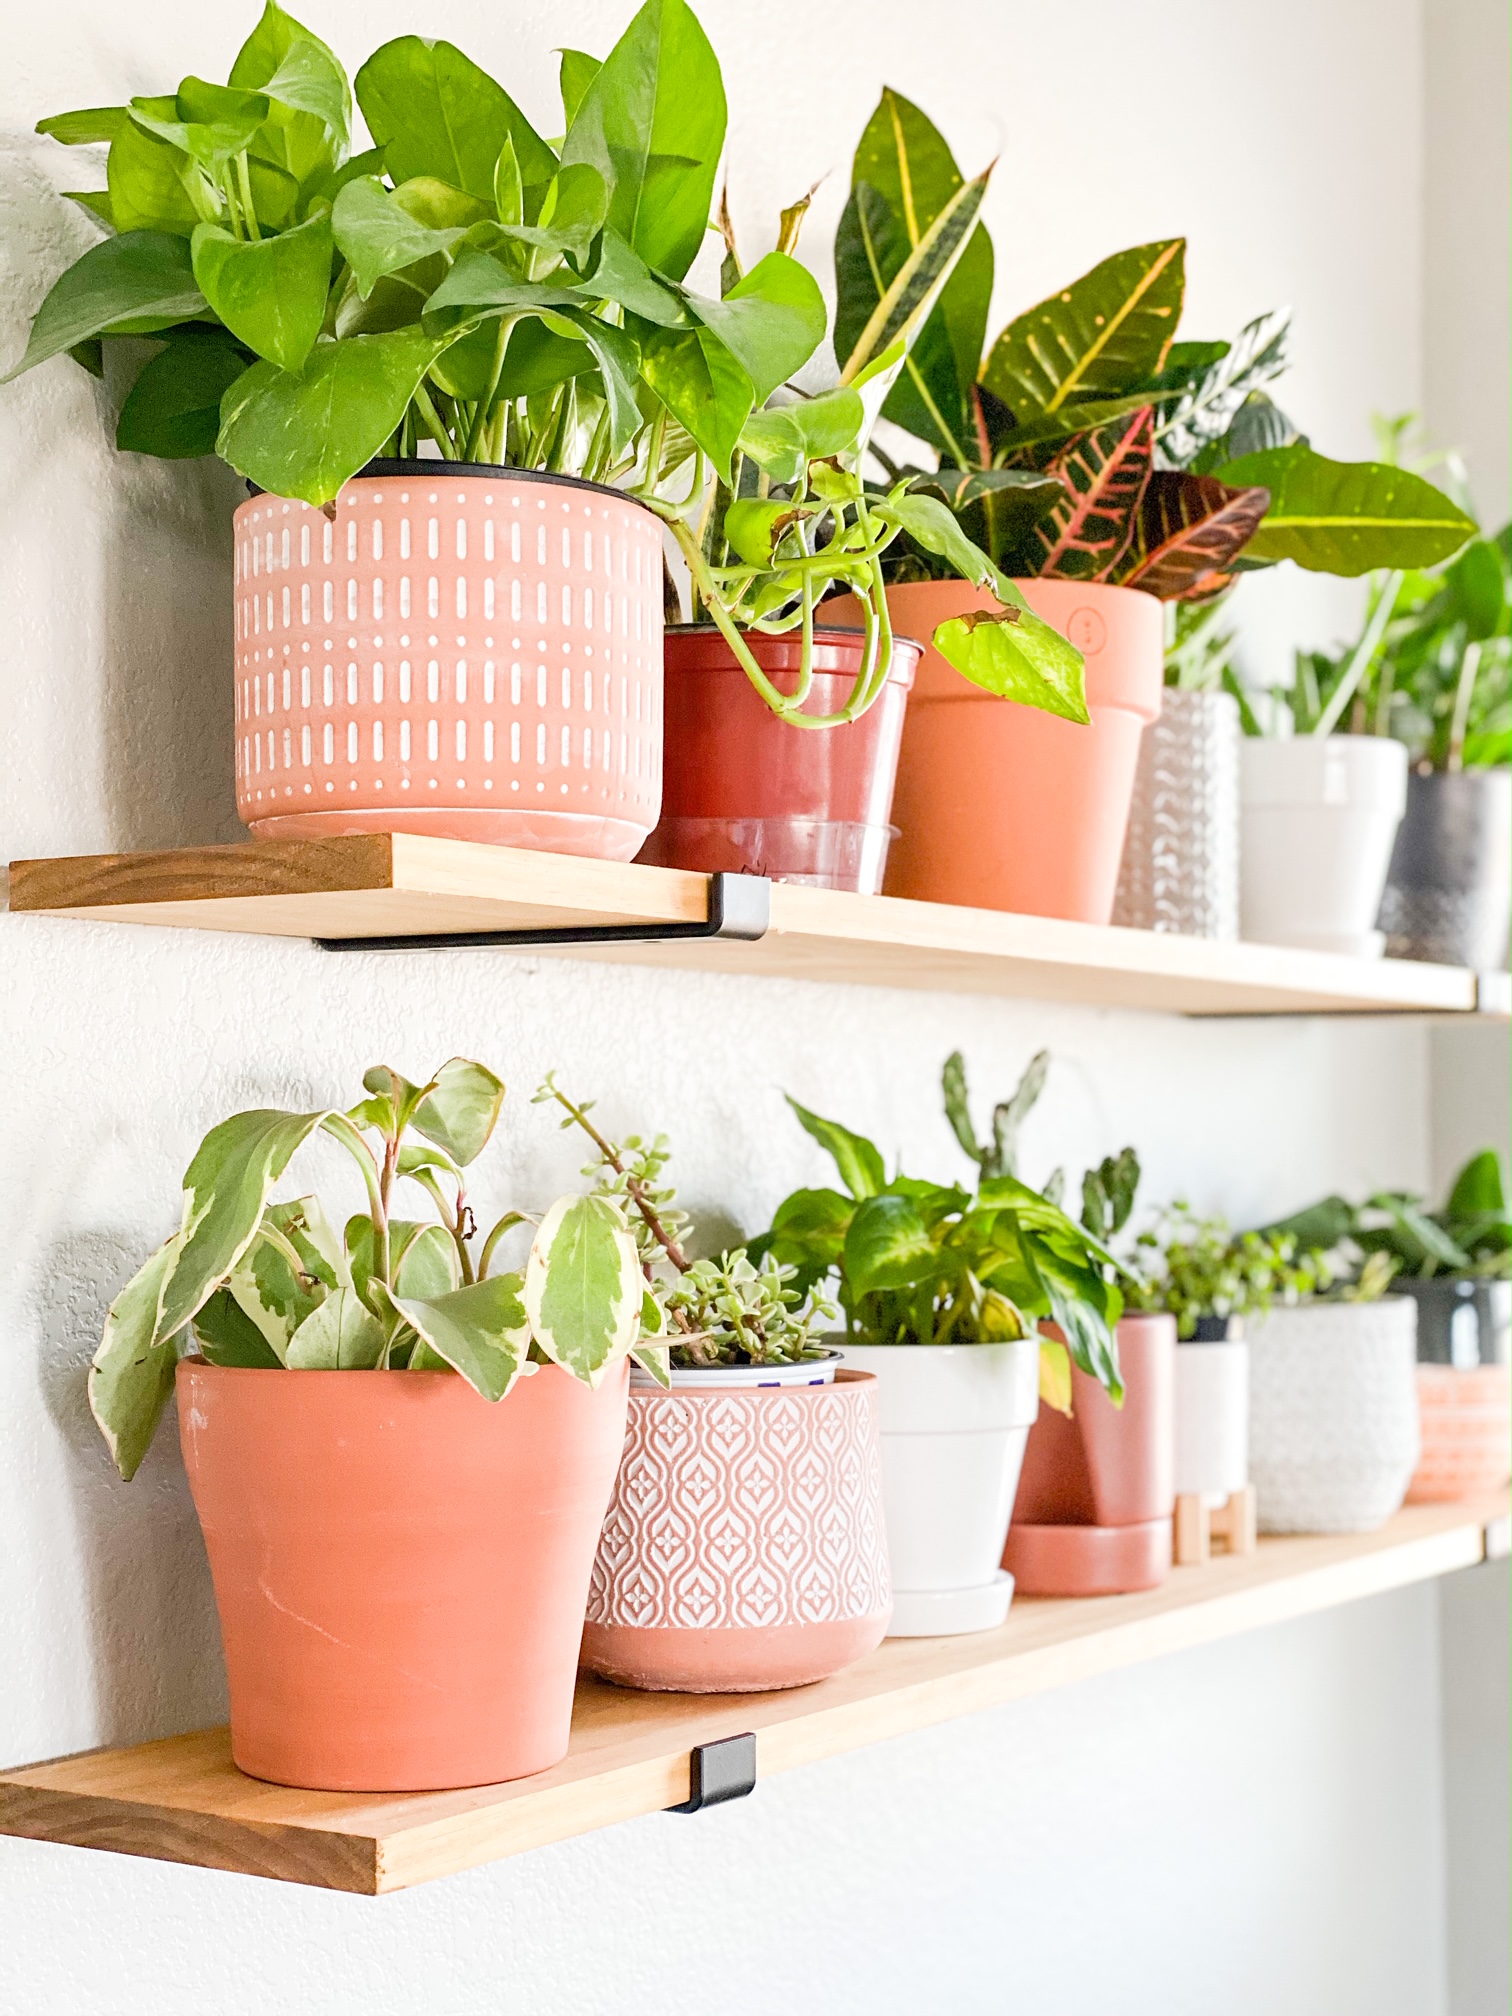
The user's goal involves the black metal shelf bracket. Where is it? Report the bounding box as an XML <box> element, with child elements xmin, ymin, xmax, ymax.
<box><xmin>315</xmin><ymin>871</ymin><xmax>771</xmax><ymax>954</ymax></box>
<box><xmin>667</xmin><ymin>1733</ymin><xmax>758</xmax><ymax>1814</ymax></box>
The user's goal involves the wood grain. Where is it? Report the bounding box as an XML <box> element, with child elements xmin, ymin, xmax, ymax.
<box><xmin>1</xmin><ymin>1498</ymin><xmax>1499</xmax><ymax>1893</ymax></box>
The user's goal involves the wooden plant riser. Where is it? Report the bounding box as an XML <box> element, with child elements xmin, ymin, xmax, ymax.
<box><xmin>1175</xmin><ymin>1485</ymin><xmax>1259</xmax><ymax>1566</ymax></box>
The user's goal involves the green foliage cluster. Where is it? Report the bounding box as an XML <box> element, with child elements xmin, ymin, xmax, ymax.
<box><xmin>1125</xmin><ymin>1205</ymin><xmax>1340</xmax><ymax>1339</ymax></box>
<box><xmin>1266</xmin><ymin>1149</ymin><xmax>1511</xmax><ymax>1286</ymax></box>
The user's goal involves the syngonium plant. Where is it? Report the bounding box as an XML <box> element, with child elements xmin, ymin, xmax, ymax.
<box><xmin>7</xmin><ymin>0</ymin><xmax>1087</xmax><ymax>735</ymax></box>
<box><xmin>833</xmin><ymin>89</ymin><xmax>1476</xmax><ymax>691</ymax></box>
<box><xmin>90</xmin><ymin>1058</ymin><xmax>655</xmax><ymax>1482</ymax></box>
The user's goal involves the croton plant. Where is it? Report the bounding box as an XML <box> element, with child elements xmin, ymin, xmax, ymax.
<box><xmin>839</xmin><ymin>90</ymin><xmax>1475</xmax><ymax>604</ymax></box>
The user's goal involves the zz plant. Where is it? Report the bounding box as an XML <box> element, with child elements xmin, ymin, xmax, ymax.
<box><xmin>91</xmin><ymin>1058</ymin><xmax>650</xmax><ymax>1481</ymax></box>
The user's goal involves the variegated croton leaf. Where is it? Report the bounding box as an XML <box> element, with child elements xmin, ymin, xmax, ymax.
<box><xmin>1007</xmin><ymin>406</ymin><xmax>1154</xmax><ymax>581</ymax></box>
<box><xmin>1114</xmin><ymin>470</ymin><xmax>1271</xmax><ymax>598</ymax></box>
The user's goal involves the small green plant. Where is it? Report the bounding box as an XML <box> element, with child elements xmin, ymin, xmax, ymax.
<box><xmin>1265</xmin><ymin>1149</ymin><xmax>1511</xmax><ymax>1286</ymax></box>
<box><xmin>91</xmin><ymin>1058</ymin><xmax>649</xmax><ymax>1480</ymax></box>
<box><xmin>1126</xmin><ymin>1205</ymin><xmax>1339</xmax><ymax>1338</ymax></box>
<box><xmin>534</xmin><ymin>1075</ymin><xmax>833</xmax><ymax>1370</ymax></box>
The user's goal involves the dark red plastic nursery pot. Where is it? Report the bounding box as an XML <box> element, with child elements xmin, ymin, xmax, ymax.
<box><xmin>637</xmin><ymin>624</ymin><xmax>922</xmax><ymax>892</ymax></box>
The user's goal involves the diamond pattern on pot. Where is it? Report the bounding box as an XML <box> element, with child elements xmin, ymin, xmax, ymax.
<box><xmin>588</xmin><ymin>1379</ymin><xmax>890</xmax><ymax>1631</ymax></box>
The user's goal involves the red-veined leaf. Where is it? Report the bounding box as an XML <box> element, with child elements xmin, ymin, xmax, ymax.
<box><xmin>1115</xmin><ymin>470</ymin><xmax>1271</xmax><ymax>598</ymax></box>
<box><xmin>1016</xmin><ymin>406</ymin><xmax>1153</xmax><ymax>581</ymax></box>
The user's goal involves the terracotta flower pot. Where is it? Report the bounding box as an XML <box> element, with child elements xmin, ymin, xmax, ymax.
<box><xmin>1406</xmin><ymin>1364</ymin><xmax>1512</xmax><ymax>1501</ymax></box>
<box><xmin>178</xmin><ymin>1359</ymin><xmax>630</xmax><ymax>1792</ymax></box>
<box><xmin>233</xmin><ymin>462</ymin><xmax>664</xmax><ymax>859</ymax></box>
<box><xmin>829</xmin><ymin>578</ymin><xmax>1163</xmax><ymax>923</ymax></box>
<box><xmin>637</xmin><ymin>625</ymin><xmax>921</xmax><ymax>892</ymax></box>
<box><xmin>1002</xmin><ymin>1314</ymin><xmax>1176</xmax><ymax>1595</ymax></box>
<box><xmin>582</xmin><ymin>1366</ymin><xmax>891</xmax><ymax>1691</ymax></box>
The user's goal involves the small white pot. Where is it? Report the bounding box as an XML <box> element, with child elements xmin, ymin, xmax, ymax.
<box><xmin>1174</xmin><ymin>1337</ymin><xmax>1249</xmax><ymax>1504</ymax></box>
<box><xmin>838</xmin><ymin>1339</ymin><xmax>1040</xmax><ymax>1636</ymax></box>
<box><xmin>1114</xmin><ymin>688</ymin><xmax>1241</xmax><ymax>939</ymax></box>
<box><xmin>1247</xmin><ymin>1298</ymin><xmax>1420</xmax><ymax>1532</ymax></box>
<box><xmin>1240</xmin><ymin>735</ymin><xmax>1408</xmax><ymax>957</ymax></box>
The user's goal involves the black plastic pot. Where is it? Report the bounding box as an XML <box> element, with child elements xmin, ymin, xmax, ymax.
<box><xmin>1188</xmin><ymin>1314</ymin><xmax>1245</xmax><ymax>1343</ymax></box>
<box><xmin>1394</xmin><ymin>1275</ymin><xmax>1511</xmax><ymax>1366</ymax></box>
<box><xmin>1377</xmin><ymin>766</ymin><xmax>1511</xmax><ymax>968</ymax></box>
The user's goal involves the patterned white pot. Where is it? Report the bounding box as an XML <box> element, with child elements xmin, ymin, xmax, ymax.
<box><xmin>1247</xmin><ymin>1298</ymin><xmax>1420</xmax><ymax>1532</ymax></box>
<box><xmin>582</xmin><ymin>1368</ymin><xmax>891</xmax><ymax>1693</ymax></box>
<box><xmin>1114</xmin><ymin>688</ymin><xmax>1241</xmax><ymax>938</ymax></box>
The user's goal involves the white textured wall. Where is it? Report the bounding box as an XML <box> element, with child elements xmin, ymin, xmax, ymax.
<box><xmin>0</xmin><ymin>3</ymin><xmax>1498</xmax><ymax>2011</ymax></box>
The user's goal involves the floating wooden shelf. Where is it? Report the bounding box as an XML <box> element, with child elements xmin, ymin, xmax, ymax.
<box><xmin>1</xmin><ymin>1496</ymin><xmax>1502</xmax><ymax>1895</ymax></box>
<box><xmin>8</xmin><ymin>834</ymin><xmax>1504</xmax><ymax>1018</ymax></box>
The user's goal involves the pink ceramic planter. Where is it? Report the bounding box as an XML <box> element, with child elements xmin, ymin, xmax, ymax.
<box><xmin>1406</xmin><ymin>1364</ymin><xmax>1511</xmax><ymax>1502</ymax></box>
<box><xmin>582</xmin><ymin>1369</ymin><xmax>892</xmax><ymax>1692</ymax></box>
<box><xmin>233</xmin><ymin>464</ymin><xmax>665</xmax><ymax>858</ymax></box>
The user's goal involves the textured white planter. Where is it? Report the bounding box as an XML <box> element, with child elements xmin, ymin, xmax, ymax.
<box><xmin>1247</xmin><ymin>1298</ymin><xmax>1420</xmax><ymax>1532</ymax></box>
<box><xmin>1239</xmin><ymin>735</ymin><xmax>1408</xmax><ymax>957</ymax></box>
<box><xmin>1174</xmin><ymin>1337</ymin><xmax>1249</xmax><ymax>1503</ymax></box>
<box><xmin>838</xmin><ymin>1339</ymin><xmax>1039</xmax><ymax>1636</ymax></box>
<box><xmin>1114</xmin><ymin>689</ymin><xmax>1240</xmax><ymax>939</ymax></box>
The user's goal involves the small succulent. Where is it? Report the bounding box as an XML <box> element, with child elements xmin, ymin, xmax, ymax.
<box><xmin>1126</xmin><ymin>1203</ymin><xmax>1338</xmax><ymax>1338</ymax></box>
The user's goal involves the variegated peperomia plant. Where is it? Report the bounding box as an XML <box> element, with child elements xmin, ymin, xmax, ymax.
<box><xmin>90</xmin><ymin>1058</ymin><xmax>655</xmax><ymax>1480</ymax></box>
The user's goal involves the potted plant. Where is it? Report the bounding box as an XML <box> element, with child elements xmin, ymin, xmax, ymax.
<box><xmin>534</xmin><ymin>1078</ymin><xmax>892</xmax><ymax>1692</ymax></box>
<box><xmin>755</xmin><ymin>1052</ymin><xmax>1125</xmax><ymax>1634</ymax></box>
<box><xmin>88</xmin><ymin>1056</ymin><xmax>652</xmax><ymax>1792</ymax></box>
<box><xmin>823</xmin><ymin>92</ymin><xmax>1476</xmax><ymax>926</ymax></box>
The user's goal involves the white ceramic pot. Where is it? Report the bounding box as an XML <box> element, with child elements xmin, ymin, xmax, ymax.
<box><xmin>836</xmin><ymin>1339</ymin><xmax>1040</xmax><ymax>1636</ymax></box>
<box><xmin>1239</xmin><ymin>734</ymin><xmax>1409</xmax><ymax>957</ymax></box>
<box><xmin>1247</xmin><ymin>1298</ymin><xmax>1420</xmax><ymax>1532</ymax></box>
<box><xmin>1174</xmin><ymin>1336</ymin><xmax>1249</xmax><ymax>1503</ymax></box>
<box><xmin>1114</xmin><ymin>688</ymin><xmax>1241</xmax><ymax>939</ymax></box>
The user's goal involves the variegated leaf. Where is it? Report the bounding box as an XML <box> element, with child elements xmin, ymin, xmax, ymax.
<box><xmin>981</xmin><ymin>240</ymin><xmax>1184</xmax><ymax>420</ymax></box>
<box><xmin>90</xmin><ymin>1235</ymin><xmax>185</xmax><ymax>1482</ymax></box>
<box><xmin>1015</xmin><ymin>406</ymin><xmax>1154</xmax><ymax>582</ymax></box>
<box><xmin>1115</xmin><ymin>470</ymin><xmax>1271</xmax><ymax>598</ymax></box>
<box><xmin>1153</xmin><ymin>309</ymin><xmax>1290</xmax><ymax>468</ymax></box>
<box><xmin>286</xmin><ymin>1286</ymin><xmax>386</xmax><ymax>1370</ymax></box>
<box><xmin>524</xmin><ymin>1194</ymin><xmax>643</xmax><ymax>1385</ymax></box>
<box><xmin>381</xmin><ymin>1274</ymin><xmax>531</xmax><ymax>1402</ymax></box>
<box><xmin>835</xmin><ymin>168</ymin><xmax>991</xmax><ymax>390</ymax></box>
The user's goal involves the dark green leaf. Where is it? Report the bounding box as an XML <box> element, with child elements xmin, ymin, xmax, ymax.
<box><xmin>844</xmin><ymin>1194</ymin><xmax>939</xmax><ymax>1294</ymax></box>
<box><xmin>1447</xmin><ymin>1148</ymin><xmax>1507</xmax><ymax>1219</ymax></box>
<box><xmin>6</xmin><ymin>231</ymin><xmax>205</xmax><ymax>380</ymax></box>
<box><xmin>835</xmin><ymin>168</ymin><xmax>991</xmax><ymax>388</ymax></box>
<box><xmin>116</xmin><ymin>330</ymin><xmax>252</xmax><ymax>457</ymax></box>
<box><xmin>785</xmin><ymin>1096</ymin><xmax>886</xmax><ymax>1199</ymax></box>
<box><xmin>1216</xmin><ymin>443</ymin><xmax>1478</xmax><ymax>573</ymax></box>
<box><xmin>581</xmin><ymin>225</ymin><xmax>689</xmax><ymax>326</ymax></box>
<box><xmin>193</xmin><ymin>1285</ymin><xmax>284</xmax><ymax>1367</ymax></box>
<box><xmin>1154</xmin><ymin>309</ymin><xmax>1288</xmax><ymax>468</ymax></box>
<box><xmin>641</xmin><ymin>323</ymin><xmax>752</xmax><ymax>483</ymax></box>
<box><xmin>982</xmin><ymin>239</ymin><xmax>1185</xmax><ymax>420</ymax></box>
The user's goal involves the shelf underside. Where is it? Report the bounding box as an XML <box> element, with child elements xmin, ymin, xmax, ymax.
<box><xmin>1</xmin><ymin>1497</ymin><xmax>1503</xmax><ymax>1895</ymax></box>
<box><xmin>8</xmin><ymin>834</ymin><xmax>1501</xmax><ymax>1018</ymax></box>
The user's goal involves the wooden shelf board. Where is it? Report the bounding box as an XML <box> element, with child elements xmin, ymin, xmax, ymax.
<box><xmin>1</xmin><ymin>1496</ymin><xmax>1500</xmax><ymax>1896</ymax></box>
<box><xmin>7</xmin><ymin>834</ymin><xmax>1490</xmax><ymax>1018</ymax></box>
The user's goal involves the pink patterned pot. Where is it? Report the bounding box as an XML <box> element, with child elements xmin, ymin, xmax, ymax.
<box><xmin>582</xmin><ymin>1369</ymin><xmax>892</xmax><ymax>1692</ymax></box>
<box><xmin>232</xmin><ymin>463</ymin><xmax>664</xmax><ymax>858</ymax></box>
<box><xmin>1406</xmin><ymin>1365</ymin><xmax>1511</xmax><ymax>1502</ymax></box>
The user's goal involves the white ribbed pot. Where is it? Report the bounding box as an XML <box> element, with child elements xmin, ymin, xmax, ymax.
<box><xmin>1239</xmin><ymin>735</ymin><xmax>1408</xmax><ymax>957</ymax></box>
<box><xmin>1114</xmin><ymin>688</ymin><xmax>1240</xmax><ymax>938</ymax></box>
<box><xmin>1247</xmin><ymin>1298</ymin><xmax>1420</xmax><ymax>1532</ymax></box>
<box><xmin>837</xmin><ymin>1339</ymin><xmax>1039</xmax><ymax>1637</ymax></box>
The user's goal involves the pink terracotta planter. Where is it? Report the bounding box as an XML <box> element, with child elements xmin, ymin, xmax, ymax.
<box><xmin>233</xmin><ymin>463</ymin><xmax>664</xmax><ymax>858</ymax></box>
<box><xmin>1001</xmin><ymin>1313</ymin><xmax>1176</xmax><ymax>1595</ymax></box>
<box><xmin>582</xmin><ymin>1369</ymin><xmax>892</xmax><ymax>1692</ymax></box>
<box><xmin>1406</xmin><ymin>1364</ymin><xmax>1511</xmax><ymax>1502</ymax></box>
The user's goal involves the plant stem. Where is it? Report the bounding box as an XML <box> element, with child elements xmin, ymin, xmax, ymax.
<box><xmin>411</xmin><ymin>382</ymin><xmax>458</xmax><ymax>460</ymax></box>
<box><xmin>542</xmin><ymin>1083</ymin><xmax>692</xmax><ymax>1274</ymax></box>
<box><xmin>1446</xmin><ymin>639</ymin><xmax>1482</xmax><ymax>770</ymax></box>
<box><xmin>464</xmin><ymin>318</ymin><xmax>514</xmax><ymax>462</ymax></box>
<box><xmin>1314</xmin><ymin>570</ymin><xmax>1404</xmax><ymax>736</ymax></box>
<box><xmin>234</xmin><ymin>152</ymin><xmax>262</xmax><ymax>242</ymax></box>
<box><xmin>321</xmin><ymin>1115</ymin><xmax>390</xmax><ymax>1300</ymax></box>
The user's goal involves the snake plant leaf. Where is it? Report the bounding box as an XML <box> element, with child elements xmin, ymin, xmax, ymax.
<box><xmin>190</xmin><ymin>210</ymin><xmax>332</xmax><ymax>372</ymax></box>
<box><xmin>106</xmin><ymin>114</ymin><xmax>203</xmax><ymax>236</ymax></box>
<box><xmin>1153</xmin><ymin>309</ymin><xmax>1289</xmax><ymax>468</ymax></box>
<box><xmin>383</xmin><ymin>1274</ymin><xmax>532</xmax><ymax>1400</ymax></box>
<box><xmin>843</xmin><ymin>1194</ymin><xmax>939</xmax><ymax>1295</ymax></box>
<box><xmin>37</xmin><ymin>107</ymin><xmax>127</xmax><ymax>145</ymax></box>
<box><xmin>333</xmin><ymin>177</ymin><xmax>469</xmax><ymax>298</ymax></box>
<box><xmin>835</xmin><ymin>166</ymin><xmax>991</xmax><ymax>388</ymax></box>
<box><xmin>581</xmin><ymin>226</ymin><xmax>689</xmax><ymax>326</ymax></box>
<box><xmin>1015</xmin><ymin>406</ymin><xmax>1155</xmax><ymax>581</ymax></box>
<box><xmin>642</xmin><ymin>323</ymin><xmax>752</xmax><ymax>484</ymax></box>
<box><xmin>738</xmin><ymin>387</ymin><xmax>865</xmax><ymax>484</ymax></box>
<box><xmin>685</xmin><ymin>252</ymin><xmax>827</xmax><ymax>405</ymax></box>
<box><xmin>409</xmin><ymin>1058</ymin><xmax>506</xmax><ymax>1167</ymax></box>
<box><xmin>1213</xmin><ymin>443</ymin><xmax>1477</xmax><ymax>574</ymax></box>
<box><xmin>218</xmin><ymin>326</ymin><xmax>448</xmax><ymax>504</ymax></box>
<box><xmin>1116</xmin><ymin>470</ymin><xmax>1272</xmax><ymax>598</ymax></box>
<box><xmin>982</xmin><ymin>240</ymin><xmax>1185</xmax><ymax>421</ymax></box>
<box><xmin>560</xmin><ymin>0</ymin><xmax>725</xmax><ymax>284</ymax></box>
<box><xmin>524</xmin><ymin>1195</ymin><xmax>643</xmax><ymax>1384</ymax></box>
<box><xmin>5</xmin><ymin>231</ymin><xmax>206</xmax><ymax>380</ymax></box>
<box><xmin>356</xmin><ymin>37</ymin><xmax>558</xmax><ymax>209</ymax></box>
<box><xmin>90</xmin><ymin>1237</ymin><xmax>186</xmax><ymax>1481</ymax></box>
<box><xmin>786</xmin><ymin>1097</ymin><xmax>887</xmax><ymax>1200</ymax></box>
<box><xmin>116</xmin><ymin>330</ymin><xmax>251</xmax><ymax>457</ymax></box>
<box><xmin>286</xmin><ymin>1286</ymin><xmax>386</xmax><ymax>1369</ymax></box>
<box><xmin>192</xmin><ymin>1286</ymin><xmax>283</xmax><ymax>1368</ymax></box>
<box><xmin>559</xmin><ymin>50</ymin><xmax>602</xmax><ymax>129</ymax></box>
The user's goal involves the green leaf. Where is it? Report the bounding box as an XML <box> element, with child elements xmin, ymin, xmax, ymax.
<box><xmin>217</xmin><ymin>327</ymin><xmax>446</xmax><ymax>505</ymax></box>
<box><xmin>116</xmin><ymin>330</ymin><xmax>251</xmax><ymax>458</ymax></box>
<box><xmin>930</xmin><ymin>608</ymin><xmax>1091</xmax><ymax>724</ymax></box>
<box><xmin>738</xmin><ymin>386</ymin><xmax>865</xmax><ymax>483</ymax></box>
<box><xmin>641</xmin><ymin>323</ymin><xmax>752</xmax><ymax>484</ymax></box>
<box><xmin>835</xmin><ymin>168</ymin><xmax>991</xmax><ymax>388</ymax></box>
<box><xmin>192</xmin><ymin>1286</ymin><xmax>284</xmax><ymax>1368</ymax></box>
<box><xmin>1013</xmin><ymin>408</ymin><xmax>1155</xmax><ymax>581</ymax></box>
<box><xmin>1115</xmin><ymin>470</ymin><xmax>1272</xmax><ymax>598</ymax></box>
<box><xmin>493</xmin><ymin>134</ymin><xmax>524</xmax><ymax>229</ymax></box>
<box><xmin>1214</xmin><ymin>443</ymin><xmax>1478</xmax><ymax>574</ymax></box>
<box><xmin>559</xmin><ymin>49</ymin><xmax>602</xmax><ymax>129</ymax></box>
<box><xmin>5</xmin><ymin>232</ymin><xmax>205</xmax><ymax>381</ymax></box>
<box><xmin>394</xmin><ymin>1222</ymin><xmax>462</xmax><ymax>1299</ymax></box>
<box><xmin>785</xmin><ymin>1096</ymin><xmax>886</xmax><ymax>1200</ymax></box>
<box><xmin>384</xmin><ymin>1274</ymin><xmax>531</xmax><ymax>1400</ymax></box>
<box><xmin>190</xmin><ymin>210</ymin><xmax>332</xmax><ymax>372</ymax></box>
<box><xmin>37</xmin><ymin>107</ymin><xmax>127</xmax><ymax>146</ymax></box>
<box><xmin>332</xmin><ymin>176</ymin><xmax>468</xmax><ymax>298</ymax></box>
<box><xmin>89</xmin><ymin>1237</ymin><xmax>185</xmax><ymax>1481</ymax></box>
<box><xmin>1447</xmin><ymin>1149</ymin><xmax>1506</xmax><ymax>1220</ymax></box>
<box><xmin>421</xmin><ymin>248</ymin><xmax>581</xmax><ymax>329</ymax></box>
<box><xmin>581</xmin><ymin>226</ymin><xmax>689</xmax><ymax>326</ymax></box>
<box><xmin>106</xmin><ymin>115</ymin><xmax>202</xmax><ymax>236</ymax></box>
<box><xmin>64</xmin><ymin>192</ymin><xmax>116</xmax><ymax>231</ymax></box>
<box><xmin>524</xmin><ymin>1194</ymin><xmax>642</xmax><ymax>1384</ymax></box>
<box><xmin>488</xmin><ymin>162</ymin><xmax>607</xmax><ymax>265</ymax></box>
<box><xmin>844</xmin><ymin>1194</ymin><xmax>939</xmax><ymax>1295</ymax></box>
<box><xmin>1154</xmin><ymin>309</ymin><xmax>1289</xmax><ymax>468</ymax></box>
<box><xmin>539</xmin><ymin>309</ymin><xmax>643</xmax><ymax>453</ymax></box>
<box><xmin>560</xmin><ymin>0</ymin><xmax>726</xmax><ymax>283</ymax></box>
<box><xmin>286</xmin><ymin>1286</ymin><xmax>386</xmax><ymax>1369</ymax></box>
<box><xmin>909</xmin><ymin>467</ymin><xmax>1065</xmax><ymax>569</ymax></box>
<box><xmin>982</xmin><ymin>239</ymin><xmax>1185</xmax><ymax>419</ymax></box>
<box><xmin>130</xmin><ymin>81</ymin><xmax>270</xmax><ymax>168</ymax></box>
<box><xmin>408</xmin><ymin>1057</ymin><xmax>506</xmax><ymax>1166</ymax></box>
<box><xmin>724</xmin><ymin>498</ymin><xmax>820</xmax><ymax>567</ymax></box>
<box><xmin>356</xmin><ymin>37</ymin><xmax>558</xmax><ymax>208</ymax></box>
<box><xmin>232</xmin><ymin>1</ymin><xmax>352</xmax><ymax>174</ymax></box>
<box><xmin>684</xmin><ymin>252</ymin><xmax>826</xmax><ymax>405</ymax></box>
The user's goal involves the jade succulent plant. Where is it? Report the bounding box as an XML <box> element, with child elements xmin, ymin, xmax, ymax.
<box><xmin>91</xmin><ymin>1058</ymin><xmax>651</xmax><ymax>1480</ymax></box>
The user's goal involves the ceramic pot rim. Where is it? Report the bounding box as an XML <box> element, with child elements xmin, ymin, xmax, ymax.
<box><xmin>245</xmin><ymin>457</ymin><xmax>660</xmax><ymax>519</ymax></box>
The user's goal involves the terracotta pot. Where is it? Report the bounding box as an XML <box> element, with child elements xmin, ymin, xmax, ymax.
<box><xmin>1406</xmin><ymin>1364</ymin><xmax>1512</xmax><ymax>1501</ymax></box>
<box><xmin>1002</xmin><ymin>1313</ymin><xmax>1176</xmax><ymax>1595</ymax></box>
<box><xmin>581</xmin><ymin>1368</ymin><xmax>891</xmax><ymax>1691</ymax></box>
<box><xmin>828</xmin><ymin>578</ymin><xmax>1163</xmax><ymax>922</ymax></box>
<box><xmin>637</xmin><ymin>625</ymin><xmax>921</xmax><ymax>892</ymax></box>
<box><xmin>233</xmin><ymin>462</ymin><xmax>664</xmax><ymax>859</ymax></box>
<box><xmin>178</xmin><ymin>1360</ymin><xmax>629</xmax><ymax>1791</ymax></box>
